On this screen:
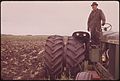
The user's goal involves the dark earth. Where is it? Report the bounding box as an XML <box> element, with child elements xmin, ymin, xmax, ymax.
<box><xmin>1</xmin><ymin>35</ymin><xmax>48</xmax><ymax>80</ymax></box>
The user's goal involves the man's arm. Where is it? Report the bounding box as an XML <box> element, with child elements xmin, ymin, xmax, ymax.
<box><xmin>100</xmin><ymin>10</ymin><xmax>106</xmax><ymax>26</ymax></box>
<box><xmin>87</xmin><ymin>12</ymin><xmax>92</xmax><ymax>31</ymax></box>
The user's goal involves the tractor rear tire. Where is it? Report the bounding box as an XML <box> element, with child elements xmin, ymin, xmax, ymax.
<box><xmin>65</xmin><ymin>36</ymin><xmax>86</xmax><ymax>79</ymax></box>
<box><xmin>43</xmin><ymin>35</ymin><xmax>64</xmax><ymax>80</ymax></box>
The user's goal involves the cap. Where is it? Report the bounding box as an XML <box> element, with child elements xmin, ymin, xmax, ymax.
<box><xmin>91</xmin><ymin>2</ymin><xmax>98</xmax><ymax>6</ymax></box>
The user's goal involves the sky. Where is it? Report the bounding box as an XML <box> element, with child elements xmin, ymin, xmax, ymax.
<box><xmin>1</xmin><ymin>1</ymin><xmax>119</xmax><ymax>36</ymax></box>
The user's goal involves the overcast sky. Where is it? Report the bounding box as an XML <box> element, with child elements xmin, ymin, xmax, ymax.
<box><xmin>1</xmin><ymin>1</ymin><xmax>119</xmax><ymax>35</ymax></box>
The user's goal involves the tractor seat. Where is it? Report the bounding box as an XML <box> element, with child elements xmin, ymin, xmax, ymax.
<box><xmin>72</xmin><ymin>31</ymin><xmax>90</xmax><ymax>43</ymax></box>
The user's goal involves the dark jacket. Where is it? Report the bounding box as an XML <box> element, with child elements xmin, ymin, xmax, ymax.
<box><xmin>88</xmin><ymin>8</ymin><xmax>106</xmax><ymax>32</ymax></box>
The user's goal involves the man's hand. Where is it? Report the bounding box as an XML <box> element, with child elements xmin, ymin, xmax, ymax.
<box><xmin>102</xmin><ymin>23</ymin><xmax>105</xmax><ymax>26</ymax></box>
<box><xmin>88</xmin><ymin>28</ymin><xmax>91</xmax><ymax>31</ymax></box>
<box><xmin>87</xmin><ymin>28</ymin><xmax>89</xmax><ymax>31</ymax></box>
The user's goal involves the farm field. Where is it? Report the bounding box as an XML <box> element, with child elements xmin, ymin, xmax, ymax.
<box><xmin>1</xmin><ymin>35</ymin><xmax>49</xmax><ymax>80</ymax></box>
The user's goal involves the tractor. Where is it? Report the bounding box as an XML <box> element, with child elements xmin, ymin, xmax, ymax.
<box><xmin>42</xmin><ymin>23</ymin><xmax>119</xmax><ymax>80</ymax></box>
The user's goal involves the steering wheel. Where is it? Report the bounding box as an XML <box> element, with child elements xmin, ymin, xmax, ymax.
<box><xmin>101</xmin><ymin>23</ymin><xmax>112</xmax><ymax>32</ymax></box>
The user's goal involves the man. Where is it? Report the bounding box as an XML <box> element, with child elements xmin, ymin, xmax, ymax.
<box><xmin>88</xmin><ymin>2</ymin><xmax>106</xmax><ymax>45</ymax></box>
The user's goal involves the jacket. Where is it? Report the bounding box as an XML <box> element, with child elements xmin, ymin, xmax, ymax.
<box><xmin>88</xmin><ymin>8</ymin><xmax>106</xmax><ymax>32</ymax></box>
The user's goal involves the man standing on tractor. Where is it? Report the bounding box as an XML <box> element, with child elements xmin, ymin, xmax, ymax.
<box><xmin>88</xmin><ymin>2</ymin><xmax>106</xmax><ymax>45</ymax></box>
